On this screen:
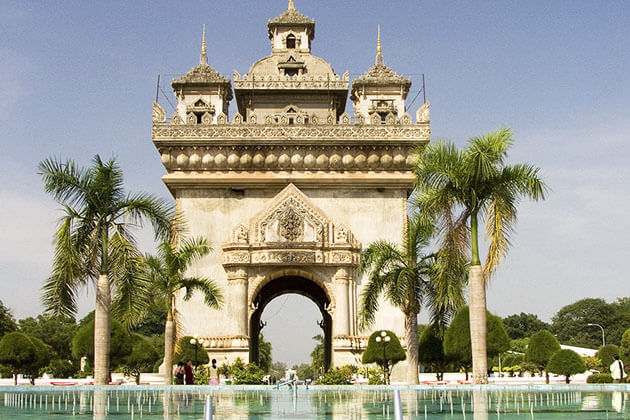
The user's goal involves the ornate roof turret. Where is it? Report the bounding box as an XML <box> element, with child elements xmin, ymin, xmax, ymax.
<box><xmin>350</xmin><ymin>27</ymin><xmax>411</xmax><ymax>100</ymax></box>
<box><xmin>267</xmin><ymin>0</ymin><xmax>315</xmax><ymax>41</ymax></box>
<box><xmin>350</xmin><ymin>27</ymin><xmax>412</xmax><ymax>124</ymax></box>
<box><xmin>171</xmin><ymin>27</ymin><xmax>232</xmax><ymax>101</ymax></box>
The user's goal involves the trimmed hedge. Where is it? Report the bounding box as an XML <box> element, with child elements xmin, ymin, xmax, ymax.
<box><xmin>586</xmin><ymin>373</ymin><xmax>613</xmax><ymax>383</ymax></box>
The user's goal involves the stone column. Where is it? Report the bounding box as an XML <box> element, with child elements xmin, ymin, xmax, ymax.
<box><xmin>227</xmin><ymin>268</ymin><xmax>249</xmax><ymax>336</ymax></box>
<box><xmin>333</xmin><ymin>268</ymin><xmax>350</xmax><ymax>336</ymax></box>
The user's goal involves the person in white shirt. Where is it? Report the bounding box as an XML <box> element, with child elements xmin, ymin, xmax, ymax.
<box><xmin>610</xmin><ymin>354</ymin><xmax>625</xmax><ymax>383</ymax></box>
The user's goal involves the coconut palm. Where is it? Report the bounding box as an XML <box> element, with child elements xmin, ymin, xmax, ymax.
<box><xmin>144</xmin><ymin>237</ymin><xmax>223</xmax><ymax>384</ymax></box>
<box><xmin>414</xmin><ymin>127</ymin><xmax>547</xmax><ymax>383</ymax></box>
<box><xmin>39</xmin><ymin>155</ymin><xmax>171</xmax><ymax>385</ymax></box>
<box><xmin>358</xmin><ymin>215</ymin><xmax>466</xmax><ymax>384</ymax></box>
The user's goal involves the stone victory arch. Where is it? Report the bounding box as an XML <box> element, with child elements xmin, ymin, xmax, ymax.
<box><xmin>151</xmin><ymin>1</ymin><xmax>430</xmax><ymax>373</ymax></box>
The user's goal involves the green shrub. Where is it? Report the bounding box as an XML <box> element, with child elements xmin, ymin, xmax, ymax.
<box><xmin>317</xmin><ymin>367</ymin><xmax>352</xmax><ymax>385</ymax></box>
<box><xmin>229</xmin><ymin>359</ymin><xmax>264</xmax><ymax>385</ymax></box>
<box><xmin>586</xmin><ymin>373</ymin><xmax>613</xmax><ymax>383</ymax></box>
<box><xmin>526</xmin><ymin>330</ymin><xmax>560</xmax><ymax>383</ymax></box>
<box><xmin>548</xmin><ymin>349</ymin><xmax>586</xmax><ymax>384</ymax></box>
<box><xmin>194</xmin><ymin>365</ymin><xmax>209</xmax><ymax>385</ymax></box>
<box><xmin>122</xmin><ymin>335</ymin><xmax>159</xmax><ymax>384</ymax></box>
<box><xmin>596</xmin><ymin>344</ymin><xmax>621</xmax><ymax>368</ymax></box>
<box><xmin>362</xmin><ymin>330</ymin><xmax>405</xmax><ymax>383</ymax></box>
<box><xmin>44</xmin><ymin>359</ymin><xmax>77</xmax><ymax>378</ymax></box>
<box><xmin>71</xmin><ymin>319</ymin><xmax>132</xmax><ymax>370</ymax></box>
<box><xmin>0</xmin><ymin>332</ymin><xmax>51</xmax><ymax>384</ymax></box>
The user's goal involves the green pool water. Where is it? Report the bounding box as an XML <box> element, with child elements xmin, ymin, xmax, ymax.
<box><xmin>1</xmin><ymin>386</ymin><xmax>629</xmax><ymax>419</ymax></box>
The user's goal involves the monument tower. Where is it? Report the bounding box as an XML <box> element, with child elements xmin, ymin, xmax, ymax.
<box><xmin>152</xmin><ymin>1</ymin><xmax>430</xmax><ymax>376</ymax></box>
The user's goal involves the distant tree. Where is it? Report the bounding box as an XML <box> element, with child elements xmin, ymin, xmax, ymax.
<box><xmin>269</xmin><ymin>361</ymin><xmax>287</xmax><ymax>381</ymax></box>
<box><xmin>45</xmin><ymin>359</ymin><xmax>77</xmax><ymax>379</ymax></box>
<box><xmin>551</xmin><ymin>298</ymin><xmax>615</xmax><ymax>348</ymax></box>
<box><xmin>609</xmin><ymin>298</ymin><xmax>630</xmax><ymax>345</ymax></box>
<box><xmin>132</xmin><ymin>303</ymin><xmax>167</xmax><ymax>337</ymax></box>
<box><xmin>123</xmin><ymin>335</ymin><xmax>159</xmax><ymax>384</ymax></box>
<box><xmin>173</xmin><ymin>336</ymin><xmax>209</xmax><ymax>366</ymax></box>
<box><xmin>71</xmin><ymin>319</ymin><xmax>133</xmax><ymax>371</ymax></box>
<box><xmin>525</xmin><ymin>330</ymin><xmax>560</xmax><ymax>383</ymax></box>
<box><xmin>443</xmin><ymin>307</ymin><xmax>510</xmax><ymax>380</ymax></box>
<box><xmin>547</xmin><ymin>349</ymin><xmax>586</xmax><ymax>383</ymax></box>
<box><xmin>621</xmin><ymin>328</ymin><xmax>630</xmax><ymax>361</ymax></box>
<box><xmin>596</xmin><ymin>344</ymin><xmax>621</xmax><ymax>369</ymax></box>
<box><xmin>258</xmin><ymin>333</ymin><xmax>272</xmax><ymax>373</ymax></box>
<box><xmin>502</xmin><ymin>313</ymin><xmax>550</xmax><ymax>340</ymax></box>
<box><xmin>0</xmin><ymin>300</ymin><xmax>17</xmax><ymax>339</ymax></box>
<box><xmin>310</xmin><ymin>334</ymin><xmax>325</xmax><ymax>375</ymax></box>
<box><xmin>362</xmin><ymin>330</ymin><xmax>406</xmax><ymax>384</ymax></box>
<box><xmin>295</xmin><ymin>363</ymin><xmax>314</xmax><ymax>380</ymax></box>
<box><xmin>418</xmin><ymin>325</ymin><xmax>450</xmax><ymax>380</ymax></box>
<box><xmin>0</xmin><ymin>332</ymin><xmax>51</xmax><ymax>385</ymax></box>
<box><xmin>509</xmin><ymin>338</ymin><xmax>529</xmax><ymax>354</ymax></box>
<box><xmin>19</xmin><ymin>314</ymin><xmax>78</xmax><ymax>360</ymax></box>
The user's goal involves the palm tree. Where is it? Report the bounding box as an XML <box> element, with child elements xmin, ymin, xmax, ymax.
<box><xmin>310</xmin><ymin>334</ymin><xmax>325</xmax><ymax>376</ymax></box>
<box><xmin>358</xmin><ymin>215</ymin><xmax>466</xmax><ymax>384</ymax></box>
<box><xmin>144</xmin><ymin>237</ymin><xmax>223</xmax><ymax>384</ymax></box>
<box><xmin>39</xmin><ymin>155</ymin><xmax>171</xmax><ymax>385</ymax></box>
<box><xmin>414</xmin><ymin>127</ymin><xmax>547</xmax><ymax>383</ymax></box>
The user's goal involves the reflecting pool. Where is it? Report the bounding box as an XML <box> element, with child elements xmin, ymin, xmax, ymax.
<box><xmin>1</xmin><ymin>386</ymin><xmax>629</xmax><ymax>419</ymax></box>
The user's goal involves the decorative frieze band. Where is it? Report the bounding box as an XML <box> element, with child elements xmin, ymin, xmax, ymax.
<box><xmin>152</xmin><ymin>123</ymin><xmax>430</xmax><ymax>141</ymax></box>
<box><xmin>157</xmin><ymin>144</ymin><xmax>419</xmax><ymax>172</ymax></box>
<box><xmin>222</xmin><ymin>247</ymin><xmax>360</xmax><ymax>267</ymax></box>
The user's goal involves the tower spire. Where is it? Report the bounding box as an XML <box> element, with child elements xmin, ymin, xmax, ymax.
<box><xmin>200</xmin><ymin>24</ymin><xmax>208</xmax><ymax>65</ymax></box>
<box><xmin>375</xmin><ymin>24</ymin><xmax>384</xmax><ymax>66</ymax></box>
<box><xmin>288</xmin><ymin>0</ymin><xmax>295</xmax><ymax>10</ymax></box>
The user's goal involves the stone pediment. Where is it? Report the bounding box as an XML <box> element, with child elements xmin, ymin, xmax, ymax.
<box><xmin>222</xmin><ymin>184</ymin><xmax>361</xmax><ymax>267</ymax></box>
<box><xmin>254</xmin><ymin>183</ymin><xmax>328</xmax><ymax>244</ymax></box>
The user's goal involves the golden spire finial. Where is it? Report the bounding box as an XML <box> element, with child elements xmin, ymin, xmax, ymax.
<box><xmin>375</xmin><ymin>25</ymin><xmax>384</xmax><ymax>66</ymax></box>
<box><xmin>200</xmin><ymin>24</ymin><xmax>208</xmax><ymax>65</ymax></box>
<box><xmin>288</xmin><ymin>0</ymin><xmax>295</xmax><ymax>10</ymax></box>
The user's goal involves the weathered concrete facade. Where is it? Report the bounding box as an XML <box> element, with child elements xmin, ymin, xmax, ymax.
<box><xmin>152</xmin><ymin>1</ymin><xmax>430</xmax><ymax>378</ymax></box>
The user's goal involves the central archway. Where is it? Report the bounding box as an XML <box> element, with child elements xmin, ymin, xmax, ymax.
<box><xmin>249</xmin><ymin>275</ymin><xmax>332</xmax><ymax>372</ymax></box>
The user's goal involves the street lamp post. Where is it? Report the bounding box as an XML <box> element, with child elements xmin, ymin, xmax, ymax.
<box><xmin>587</xmin><ymin>323</ymin><xmax>606</xmax><ymax>346</ymax></box>
<box><xmin>190</xmin><ymin>335</ymin><xmax>205</xmax><ymax>367</ymax></box>
<box><xmin>375</xmin><ymin>331</ymin><xmax>391</xmax><ymax>384</ymax></box>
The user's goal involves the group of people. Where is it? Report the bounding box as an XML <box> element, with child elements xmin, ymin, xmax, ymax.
<box><xmin>173</xmin><ymin>359</ymin><xmax>220</xmax><ymax>385</ymax></box>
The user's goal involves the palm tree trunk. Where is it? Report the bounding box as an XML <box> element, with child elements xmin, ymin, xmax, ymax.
<box><xmin>469</xmin><ymin>211</ymin><xmax>488</xmax><ymax>384</ymax></box>
<box><xmin>405</xmin><ymin>312</ymin><xmax>420</xmax><ymax>384</ymax></box>
<box><xmin>469</xmin><ymin>264</ymin><xmax>488</xmax><ymax>384</ymax></box>
<box><xmin>164</xmin><ymin>301</ymin><xmax>175</xmax><ymax>384</ymax></box>
<box><xmin>94</xmin><ymin>273</ymin><xmax>111</xmax><ymax>385</ymax></box>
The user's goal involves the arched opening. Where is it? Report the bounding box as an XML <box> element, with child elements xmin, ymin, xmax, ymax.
<box><xmin>249</xmin><ymin>275</ymin><xmax>332</xmax><ymax>373</ymax></box>
<box><xmin>286</xmin><ymin>34</ymin><xmax>296</xmax><ymax>49</ymax></box>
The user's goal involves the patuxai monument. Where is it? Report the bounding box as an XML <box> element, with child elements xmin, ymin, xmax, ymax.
<box><xmin>151</xmin><ymin>0</ymin><xmax>430</xmax><ymax>379</ymax></box>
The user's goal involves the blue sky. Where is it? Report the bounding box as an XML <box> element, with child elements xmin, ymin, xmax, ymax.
<box><xmin>1</xmin><ymin>1</ymin><xmax>629</xmax><ymax>365</ymax></box>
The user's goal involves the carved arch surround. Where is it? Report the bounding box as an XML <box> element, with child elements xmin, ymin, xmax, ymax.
<box><xmin>247</xmin><ymin>268</ymin><xmax>336</xmax><ymax>318</ymax></box>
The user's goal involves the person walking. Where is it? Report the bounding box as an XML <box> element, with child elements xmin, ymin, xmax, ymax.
<box><xmin>610</xmin><ymin>354</ymin><xmax>625</xmax><ymax>384</ymax></box>
<box><xmin>208</xmin><ymin>359</ymin><xmax>220</xmax><ymax>385</ymax></box>
<box><xmin>184</xmin><ymin>360</ymin><xmax>195</xmax><ymax>385</ymax></box>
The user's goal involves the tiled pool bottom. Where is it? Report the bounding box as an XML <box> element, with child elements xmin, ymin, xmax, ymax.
<box><xmin>1</xmin><ymin>385</ymin><xmax>629</xmax><ymax>419</ymax></box>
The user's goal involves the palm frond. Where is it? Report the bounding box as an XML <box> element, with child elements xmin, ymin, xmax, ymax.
<box><xmin>117</xmin><ymin>192</ymin><xmax>173</xmax><ymax>241</ymax></box>
<box><xmin>42</xmin><ymin>214</ymin><xmax>87</xmax><ymax>317</ymax></box>
<box><xmin>179</xmin><ymin>278</ymin><xmax>223</xmax><ymax>309</ymax></box>
<box><xmin>38</xmin><ymin>157</ymin><xmax>91</xmax><ymax>208</ymax></box>
<box><xmin>109</xmin><ymin>227</ymin><xmax>150</xmax><ymax>330</ymax></box>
